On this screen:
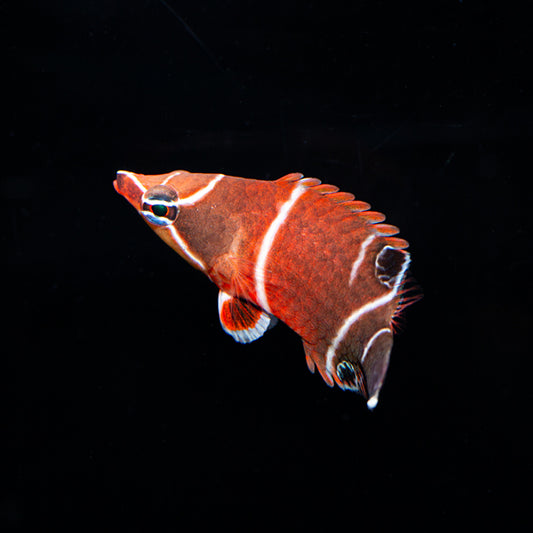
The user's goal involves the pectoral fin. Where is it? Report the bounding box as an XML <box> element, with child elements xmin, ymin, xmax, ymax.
<box><xmin>218</xmin><ymin>290</ymin><xmax>277</xmax><ymax>344</ymax></box>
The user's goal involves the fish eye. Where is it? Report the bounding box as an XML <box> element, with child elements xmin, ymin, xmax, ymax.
<box><xmin>141</xmin><ymin>185</ymin><xmax>180</xmax><ymax>226</ymax></box>
<box><xmin>151</xmin><ymin>204</ymin><xmax>169</xmax><ymax>217</ymax></box>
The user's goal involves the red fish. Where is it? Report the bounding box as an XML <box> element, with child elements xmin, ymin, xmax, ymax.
<box><xmin>114</xmin><ymin>169</ymin><xmax>415</xmax><ymax>408</ymax></box>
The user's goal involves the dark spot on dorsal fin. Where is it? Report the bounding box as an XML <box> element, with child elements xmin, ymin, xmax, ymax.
<box><xmin>375</xmin><ymin>246</ymin><xmax>410</xmax><ymax>289</ymax></box>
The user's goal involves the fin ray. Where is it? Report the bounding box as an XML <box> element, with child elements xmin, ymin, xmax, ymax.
<box><xmin>277</xmin><ymin>172</ymin><xmax>304</xmax><ymax>183</ymax></box>
<box><xmin>302</xmin><ymin>340</ymin><xmax>334</xmax><ymax>387</ymax></box>
<box><xmin>218</xmin><ymin>290</ymin><xmax>276</xmax><ymax>344</ymax></box>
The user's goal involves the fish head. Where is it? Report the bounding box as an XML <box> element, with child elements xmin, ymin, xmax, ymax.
<box><xmin>114</xmin><ymin>170</ymin><xmax>183</xmax><ymax>221</ymax></box>
<box><xmin>114</xmin><ymin>169</ymin><xmax>227</xmax><ymax>271</ymax></box>
<box><xmin>114</xmin><ymin>170</ymin><xmax>184</xmax><ymax>251</ymax></box>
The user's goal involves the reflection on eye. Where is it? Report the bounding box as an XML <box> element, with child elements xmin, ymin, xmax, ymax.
<box><xmin>151</xmin><ymin>204</ymin><xmax>169</xmax><ymax>217</ymax></box>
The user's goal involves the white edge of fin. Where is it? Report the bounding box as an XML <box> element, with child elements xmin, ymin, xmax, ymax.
<box><xmin>218</xmin><ymin>290</ymin><xmax>275</xmax><ymax>344</ymax></box>
<box><xmin>367</xmin><ymin>395</ymin><xmax>379</xmax><ymax>410</ymax></box>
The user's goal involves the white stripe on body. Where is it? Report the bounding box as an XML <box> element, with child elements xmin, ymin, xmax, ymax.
<box><xmin>163</xmin><ymin>174</ymin><xmax>225</xmax><ymax>271</ymax></box>
<box><xmin>166</xmin><ymin>174</ymin><xmax>224</xmax><ymax>270</ymax></box>
<box><xmin>255</xmin><ymin>184</ymin><xmax>307</xmax><ymax>313</ymax></box>
<box><xmin>325</xmin><ymin>251</ymin><xmax>410</xmax><ymax>377</ymax></box>
<box><xmin>177</xmin><ymin>174</ymin><xmax>224</xmax><ymax>206</ymax></box>
<box><xmin>122</xmin><ymin>172</ymin><xmax>225</xmax><ymax>273</ymax></box>
<box><xmin>349</xmin><ymin>234</ymin><xmax>376</xmax><ymax>285</ymax></box>
<box><xmin>161</xmin><ymin>171</ymin><xmax>182</xmax><ymax>185</ymax></box>
<box><xmin>360</xmin><ymin>327</ymin><xmax>391</xmax><ymax>363</ymax></box>
<box><xmin>166</xmin><ymin>225</ymin><xmax>206</xmax><ymax>271</ymax></box>
<box><xmin>117</xmin><ymin>171</ymin><xmax>147</xmax><ymax>193</ymax></box>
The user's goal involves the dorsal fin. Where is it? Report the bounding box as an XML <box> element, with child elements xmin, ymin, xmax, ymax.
<box><xmin>358</xmin><ymin>211</ymin><xmax>387</xmax><ymax>224</ymax></box>
<box><xmin>373</xmin><ymin>224</ymin><xmax>400</xmax><ymax>236</ymax></box>
<box><xmin>287</xmin><ymin>174</ymin><xmax>410</xmax><ymax>251</ymax></box>
<box><xmin>382</xmin><ymin>237</ymin><xmax>409</xmax><ymax>249</ymax></box>
<box><xmin>327</xmin><ymin>192</ymin><xmax>355</xmax><ymax>203</ymax></box>
<box><xmin>313</xmin><ymin>184</ymin><xmax>339</xmax><ymax>194</ymax></box>
<box><xmin>298</xmin><ymin>177</ymin><xmax>322</xmax><ymax>187</ymax></box>
<box><xmin>277</xmin><ymin>172</ymin><xmax>304</xmax><ymax>183</ymax></box>
<box><xmin>345</xmin><ymin>201</ymin><xmax>371</xmax><ymax>212</ymax></box>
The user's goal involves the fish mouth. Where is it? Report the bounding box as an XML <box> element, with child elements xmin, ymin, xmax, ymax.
<box><xmin>114</xmin><ymin>170</ymin><xmax>131</xmax><ymax>195</ymax></box>
<box><xmin>113</xmin><ymin>171</ymin><xmax>127</xmax><ymax>195</ymax></box>
<box><xmin>113</xmin><ymin>170</ymin><xmax>144</xmax><ymax>208</ymax></box>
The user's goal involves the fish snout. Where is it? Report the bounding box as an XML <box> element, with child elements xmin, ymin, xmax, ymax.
<box><xmin>114</xmin><ymin>170</ymin><xmax>132</xmax><ymax>194</ymax></box>
<box><xmin>114</xmin><ymin>170</ymin><xmax>144</xmax><ymax>208</ymax></box>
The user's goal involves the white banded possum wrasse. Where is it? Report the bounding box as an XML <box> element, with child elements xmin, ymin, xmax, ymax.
<box><xmin>114</xmin><ymin>169</ymin><xmax>419</xmax><ymax>409</ymax></box>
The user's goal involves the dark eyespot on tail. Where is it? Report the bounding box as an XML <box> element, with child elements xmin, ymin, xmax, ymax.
<box><xmin>336</xmin><ymin>360</ymin><xmax>367</xmax><ymax>396</ymax></box>
<box><xmin>375</xmin><ymin>246</ymin><xmax>411</xmax><ymax>289</ymax></box>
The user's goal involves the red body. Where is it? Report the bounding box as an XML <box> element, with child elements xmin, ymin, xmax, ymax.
<box><xmin>114</xmin><ymin>169</ymin><xmax>414</xmax><ymax>408</ymax></box>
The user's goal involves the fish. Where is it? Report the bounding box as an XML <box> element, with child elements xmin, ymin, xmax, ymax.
<box><xmin>114</xmin><ymin>169</ymin><xmax>417</xmax><ymax>408</ymax></box>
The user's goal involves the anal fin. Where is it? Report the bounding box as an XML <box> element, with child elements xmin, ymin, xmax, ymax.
<box><xmin>302</xmin><ymin>340</ymin><xmax>334</xmax><ymax>387</ymax></box>
<box><xmin>218</xmin><ymin>290</ymin><xmax>277</xmax><ymax>344</ymax></box>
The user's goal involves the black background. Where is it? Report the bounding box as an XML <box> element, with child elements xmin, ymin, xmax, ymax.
<box><xmin>4</xmin><ymin>0</ymin><xmax>532</xmax><ymax>524</ymax></box>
